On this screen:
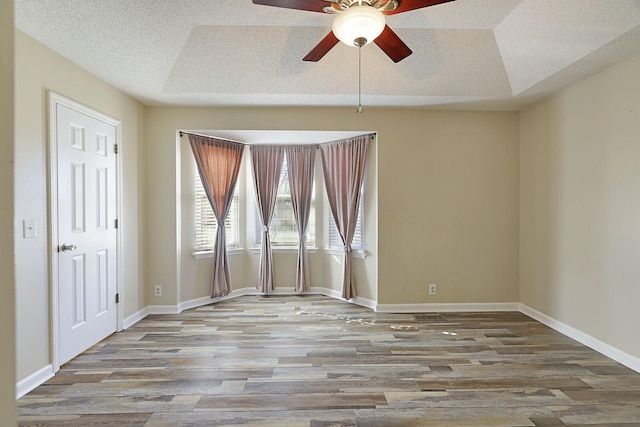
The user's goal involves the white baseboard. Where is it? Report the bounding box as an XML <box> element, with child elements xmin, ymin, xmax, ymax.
<box><xmin>177</xmin><ymin>287</ymin><xmax>258</xmax><ymax>312</ymax></box>
<box><xmin>147</xmin><ymin>292</ymin><xmax>514</xmax><ymax>318</ymax></box>
<box><xmin>123</xmin><ymin>306</ymin><xmax>149</xmax><ymax>329</ymax></box>
<box><xmin>147</xmin><ymin>305</ymin><xmax>181</xmax><ymax>315</ymax></box>
<box><xmin>16</xmin><ymin>364</ymin><xmax>54</xmax><ymax>399</ymax></box>
<box><xmin>145</xmin><ymin>289</ymin><xmax>246</xmax><ymax>317</ymax></box>
<box><xmin>313</xmin><ymin>286</ymin><xmax>341</xmax><ymax>299</ymax></box>
<box><xmin>519</xmin><ymin>304</ymin><xmax>640</xmax><ymax>374</ymax></box>
<box><xmin>375</xmin><ymin>302</ymin><xmax>520</xmax><ymax>313</ymax></box>
<box><xmin>178</xmin><ymin>295</ymin><xmax>217</xmax><ymax>312</ymax></box>
<box><xmin>308</xmin><ymin>286</ymin><xmax>377</xmax><ymax>310</ymax></box>
<box><xmin>146</xmin><ymin>286</ymin><xmax>344</xmax><ymax>317</ymax></box>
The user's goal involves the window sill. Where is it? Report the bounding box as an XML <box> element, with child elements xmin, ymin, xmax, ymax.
<box><xmin>193</xmin><ymin>248</ymin><xmax>243</xmax><ymax>260</ymax></box>
<box><xmin>325</xmin><ymin>247</ymin><xmax>367</xmax><ymax>259</ymax></box>
<box><xmin>249</xmin><ymin>247</ymin><xmax>319</xmax><ymax>255</ymax></box>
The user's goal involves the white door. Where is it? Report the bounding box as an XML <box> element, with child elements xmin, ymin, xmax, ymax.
<box><xmin>55</xmin><ymin>100</ymin><xmax>118</xmax><ymax>365</ymax></box>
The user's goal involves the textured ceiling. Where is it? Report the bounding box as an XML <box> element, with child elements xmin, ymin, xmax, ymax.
<box><xmin>14</xmin><ymin>0</ymin><xmax>640</xmax><ymax>110</ymax></box>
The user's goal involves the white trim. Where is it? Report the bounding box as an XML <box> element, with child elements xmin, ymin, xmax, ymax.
<box><xmin>249</xmin><ymin>247</ymin><xmax>319</xmax><ymax>255</ymax></box>
<box><xmin>519</xmin><ymin>304</ymin><xmax>640</xmax><ymax>374</ymax></box>
<box><xmin>146</xmin><ymin>286</ymin><xmax>350</xmax><ymax>315</ymax></box>
<box><xmin>349</xmin><ymin>295</ymin><xmax>376</xmax><ymax>310</ymax></box>
<box><xmin>148</xmin><ymin>289</ymin><xmax>252</xmax><ymax>315</ymax></box>
<box><xmin>178</xmin><ymin>295</ymin><xmax>218</xmax><ymax>312</ymax></box>
<box><xmin>123</xmin><ymin>307</ymin><xmax>149</xmax><ymax>329</ymax></box>
<box><xmin>193</xmin><ymin>248</ymin><xmax>243</xmax><ymax>260</ymax></box>
<box><xmin>16</xmin><ymin>365</ymin><xmax>54</xmax><ymax>399</ymax></box>
<box><xmin>194</xmin><ymin>247</ymin><xmax>321</xmax><ymax>259</ymax></box>
<box><xmin>115</xmin><ymin>122</ymin><xmax>124</xmax><ymax>332</ymax></box>
<box><xmin>48</xmin><ymin>92</ymin><xmax>123</xmax><ymax>372</ymax></box>
<box><xmin>312</xmin><ymin>286</ymin><xmax>342</xmax><ymax>299</ymax></box>
<box><xmin>308</xmin><ymin>286</ymin><xmax>376</xmax><ymax>310</ymax></box>
<box><xmin>48</xmin><ymin>93</ymin><xmax>61</xmax><ymax>372</ymax></box>
<box><xmin>147</xmin><ymin>305</ymin><xmax>181</xmax><ymax>315</ymax></box>
<box><xmin>375</xmin><ymin>302</ymin><xmax>520</xmax><ymax>313</ymax></box>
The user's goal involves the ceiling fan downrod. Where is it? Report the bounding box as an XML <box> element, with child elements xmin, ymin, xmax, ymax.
<box><xmin>356</xmin><ymin>45</ymin><xmax>364</xmax><ymax>113</ymax></box>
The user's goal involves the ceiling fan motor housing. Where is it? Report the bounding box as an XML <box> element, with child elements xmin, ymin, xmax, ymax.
<box><xmin>324</xmin><ymin>0</ymin><xmax>399</xmax><ymax>13</ymax></box>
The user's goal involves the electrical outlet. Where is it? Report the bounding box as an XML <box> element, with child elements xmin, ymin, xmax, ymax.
<box><xmin>428</xmin><ymin>283</ymin><xmax>437</xmax><ymax>296</ymax></box>
<box><xmin>154</xmin><ymin>285</ymin><xmax>162</xmax><ymax>297</ymax></box>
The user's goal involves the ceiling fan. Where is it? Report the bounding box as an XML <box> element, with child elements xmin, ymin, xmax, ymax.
<box><xmin>252</xmin><ymin>0</ymin><xmax>456</xmax><ymax>63</ymax></box>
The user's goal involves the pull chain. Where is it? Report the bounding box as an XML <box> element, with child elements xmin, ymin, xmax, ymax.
<box><xmin>357</xmin><ymin>45</ymin><xmax>363</xmax><ymax>113</ymax></box>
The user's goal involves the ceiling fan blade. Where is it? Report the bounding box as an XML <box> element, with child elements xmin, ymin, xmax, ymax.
<box><xmin>303</xmin><ymin>31</ymin><xmax>339</xmax><ymax>62</ymax></box>
<box><xmin>374</xmin><ymin>25</ymin><xmax>412</xmax><ymax>63</ymax></box>
<box><xmin>387</xmin><ymin>0</ymin><xmax>456</xmax><ymax>15</ymax></box>
<box><xmin>252</xmin><ymin>0</ymin><xmax>328</xmax><ymax>13</ymax></box>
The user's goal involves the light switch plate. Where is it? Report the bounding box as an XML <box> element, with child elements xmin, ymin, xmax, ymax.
<box><xmin>23</xmin><ymin>219</ymin><xmax>37</xmax><ymax>238</ymax></box>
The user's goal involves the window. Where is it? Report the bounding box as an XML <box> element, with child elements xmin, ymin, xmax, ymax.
<box><xmin>329</xmin><ymin>187</ymin><xmax>365</xmax><ymax>250</ymax></box>
<box><xmin>254</xmin><ymin>156</ymin><xmax>315</xmax><ymax>247</ymax></box>
<box><xmin>195</xmin><ymin>171</ymin><xmax>239</xmax><ymax>252</ymax></box>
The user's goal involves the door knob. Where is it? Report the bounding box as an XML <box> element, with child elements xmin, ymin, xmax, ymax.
<box><xmin>59</xmin><ymin>243</ymin><xmax>77</xmax><ymax>252</ymax></box>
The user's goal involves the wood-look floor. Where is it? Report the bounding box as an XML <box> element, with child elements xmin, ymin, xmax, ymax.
<box><xmin>18</xmin><ymin>295</ymin><xmax>640</xmax><ymax>426</ymax></box>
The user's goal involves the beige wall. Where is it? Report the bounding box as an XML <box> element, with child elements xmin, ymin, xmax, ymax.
<box><xmin>147</xmin><ymin>107</ymin><xmax>518</xmax><ymax>307</ymax></box>
<box><xmin>377</xmin><ymin>110</ymin><xmax>519</xmax><ymax>304</ymax></box>
<box><xmin>14</xmin><ymin>31</ymin><xmax>147</xmax><ymax>383</ymax></box>
<box><xmin>1</xmin><ymin>1</ymin><xmax>17</xmax><ymax>421</ymax></box>
<box><xmin>520</xmin><ymin>54</ymin><xmax>640</xmax><ymax>359</ymax></box>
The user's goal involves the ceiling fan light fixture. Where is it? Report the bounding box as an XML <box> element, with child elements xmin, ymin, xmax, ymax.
<box><xmin>332</xmin><ymin>5</ymin><xmax>385</xmax><ymax>47</ymax></box>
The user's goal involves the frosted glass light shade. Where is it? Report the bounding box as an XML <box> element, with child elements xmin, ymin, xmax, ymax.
<box><xmin>332</xmin><ymin>5</ymin><xmax>385</xmax><ymax>47</ymax></box>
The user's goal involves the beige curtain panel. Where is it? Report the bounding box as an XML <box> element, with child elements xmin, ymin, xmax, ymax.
<box><xmin>285</xmin><ymin>145</ymin><xmax>317</xmax><ymax>294</ymax></box>
<box><xmin>189</xmin><ymin>134</ymin><xmax>245</xmax><ymax>298</ymax></box>
<box><xmin>250</xmin><ymin>144</ymin><xmax>285</xmax><ymax>294</ymax></box>
<box><xmin>320</xmin><ymin>135</ymin><xmax>369</xmax><ymax>300</ymax></box>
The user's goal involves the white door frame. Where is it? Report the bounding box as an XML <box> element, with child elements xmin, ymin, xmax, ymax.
<box><xmin>48</xmin><ymin>92</ymin><xmax>124</xmax><ymax>372</ymax></box>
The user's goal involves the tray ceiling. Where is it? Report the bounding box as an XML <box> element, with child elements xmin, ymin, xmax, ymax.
<box><xmin>14</xmin><ymin>0</ymin><xmax>640</xmax><ymax>110</ymax></box>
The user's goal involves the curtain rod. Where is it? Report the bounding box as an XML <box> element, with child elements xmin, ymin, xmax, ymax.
<box><xmin>179</xmin><ymin>131</ymin><xmax>247</xmax><ymax>145</ymax></box>
<box><xmin>179</xmin><ymin>131</ymin><xmax>376</xmax><ymax>144</ymax></box>
<box><xmin>328</xmin><ymin>133</ymin><xmax>376</xmax><ymax>142</ymax></box>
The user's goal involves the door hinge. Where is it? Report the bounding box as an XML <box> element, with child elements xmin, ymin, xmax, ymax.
<box><xmin>114</xmin><ymin>219</ymin><xmax>119</xmax><ymax>229</ymax></box>
<box><xmin>114</xmin><ymin>144</ymin><xmax>118</xmax><ymax>154</ymax></box>
<box><xmin>115</xmin><ymin>293</ymin><xmax>120</xmax><ymax>304</ymax></box>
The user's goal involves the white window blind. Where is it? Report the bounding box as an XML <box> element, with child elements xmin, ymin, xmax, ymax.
<box><xmin>329</xmin><ymin>189</ymin><xmax>364</xmax><ymax>250</ymax></box>
<box><xmin>195</xmin><ymin>172</ymin><xmax>239</xmax><ymax>252</ymax></box>
<box><xmin>255</xmin><ymin>156</ymin><xmax>315</xmax><ymax>247</ymax></box>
